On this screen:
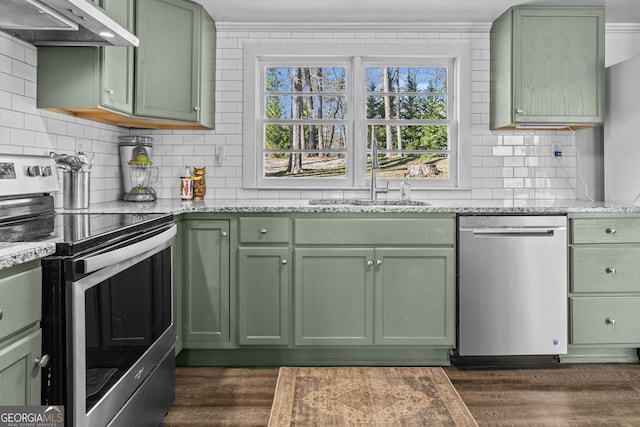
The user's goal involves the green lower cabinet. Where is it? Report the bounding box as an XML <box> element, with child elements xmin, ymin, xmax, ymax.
<box><xmin>238</xmin><ymin>247</ymin><xmax>290</xmax><ymax>345</ymax></box>
<box><xmin>181</xmin><ymin>220</ymin><xmax>230</xmax><ymax>347</ymax></box>
<box><xmin>571</xmin><ymin>297</ymin><xmax>640</xmax><ymax>345</ymax></box>
<box><xmin>294</xmin><ymin>248</ymin><xmax>374</xmax><ymax>346</ymax></box>
<box><xmin>293</xmin><ymin>246</ymin><xmax>455</xmax><ymax>347</ymax></box>
<box><xmin>0</xmin><ymin>328</ymin><xmax>42</xmax><ymax>405</ymax></box>
<box><xmin>374</xmin><ymin>248</ymin><xmax>455</xmax><ymax>346</ymax></box>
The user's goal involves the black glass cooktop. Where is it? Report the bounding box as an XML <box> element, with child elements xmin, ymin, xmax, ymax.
<box><xmin>51</xmin><ymin>212</ymin><xmax>173</xmax><ymax>256</ymax></box>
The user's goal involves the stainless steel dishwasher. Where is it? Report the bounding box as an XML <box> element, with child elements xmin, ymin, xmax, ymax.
<box><xmin>457</xmin><ymin>215</ymin><xmax>567</xmax><ymax>361</ymax></box>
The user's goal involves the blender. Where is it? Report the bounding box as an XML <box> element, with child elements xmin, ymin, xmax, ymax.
<box><xmin>123</xmin><ymin>143</ymin><xmax>158</xmax><ymax>202</ymax></box>
<box><xmin>119</xmin><ymin>135</ymin><xmax>153</xmax><ymax>200</ymax></box>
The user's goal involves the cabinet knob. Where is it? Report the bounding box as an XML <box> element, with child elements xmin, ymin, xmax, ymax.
<box><xmin>376</xmin><ymin>259</ymin><xmax>383</xmax><ymax>265</ymax></box>
<box><xmin>260</xmin><ymin>228</ymin><xmax>268</xmax><ymax>234</ymax></box>
<box><xmin>367</xmin><ymin>260</ymin><xmax>374</xmax><ymax>266</ymax></box>
<box><xmin>34</xmin><ymin>354</ymin><xmax>50</xmax><ymax>368</ymax></box>
<box><xmin>221</xmin><ymin>231</ymin><xmax>227</xmax><ymax>237</ymax></box>
<box><xmin>281</xmin><ymin>259</ymin><xmax>288</xmax><ymax>265</ymax></box>
<box><xmin>515</xmin><ymin>108</ymin><xmax>524</xmax><ymax>114</ymax></box>
<box><xmin>105</xmin><ymin>88</ymin><xmax>114</xmax><ymax>95</ymax></box>
<box><xmin>605</xmin><ymin>318</ymin><xmax>616</xmax><ymax>326</ymax></box>
<box><xmin>605</xmin><ymin>227</ymin><xmax>616</xmax><ymax>234</ymax></box>
<box><xmin>193</xmin><ymin>106</ymin><xmax>201</xmax><ymax>112</ymax></box>
<box><xmin>605</xmin><ymin>267</ymin><xmax>616</xmax><ymax>275</ymax></box>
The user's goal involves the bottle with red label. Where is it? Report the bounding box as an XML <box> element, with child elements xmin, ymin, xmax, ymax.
<box><xmin>180</xmin><ymin>166</ymin><xmax>193</xmax><ymax>200</ymax></box>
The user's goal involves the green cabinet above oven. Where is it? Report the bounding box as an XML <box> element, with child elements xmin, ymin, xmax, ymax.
<box><xmin>36</xmin><ymin>0</ymin><xmax>216</xmax><ymax>130</ymax></box>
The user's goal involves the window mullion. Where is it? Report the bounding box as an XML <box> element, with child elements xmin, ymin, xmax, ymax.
<box><xmin>352</xmin><ymin>56</ymin><xmax>364</xmax><ymax>187</ymax></box>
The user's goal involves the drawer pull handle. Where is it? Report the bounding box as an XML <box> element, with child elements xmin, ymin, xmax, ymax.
<box><xmin>34</xmin><ymin>354</ymin><xmax>50</xmax><ymax>368</ymax></box>
<box><xmin>605</xmin><ymin>318</ymin><xmax>616</xmax><ymax>326</ymax></box>
<box><xmin>605</xmin><ymin>228</ymin><xmax>616</xmax><ymax>234</ymax></box>
<box><xmin>0</xmin><ymin>309</ymin><xmax>2</xmax><ymax>320</ymax></box>
<box><xmin>605</xmin><ymin>267</ymin><xmax>616</xmax><ymax>275</ymax></box>
<box><xmin>367</xmin><ymin>260</ymin><xmax>374</xmax><ymax>266</ymax></box>
<box><xmin>260</xmin><ymin>228</ymin><xmax>268</xmax><ymax>234</ymax></box>
<box><xmin>281</xmin><ymin>259</ymin><xmax>288</xmax><ymax>265</ymax></box>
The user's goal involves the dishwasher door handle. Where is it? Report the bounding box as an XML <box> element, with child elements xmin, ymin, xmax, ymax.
<box><xmin>472</xmin><ymin>229</ymin><xmax>557</xmax><ymax>237</ymax></box>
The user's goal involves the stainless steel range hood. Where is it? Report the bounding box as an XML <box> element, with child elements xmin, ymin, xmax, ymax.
<box><xmin>0</xmin><ymin>0</ymin><xmax>139</xmax><ymax>47</ymax></box>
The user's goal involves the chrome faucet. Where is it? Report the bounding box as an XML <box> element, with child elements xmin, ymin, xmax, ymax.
<box><xmin>369</xmin><ymin>137</ymin><xmax>388</xmax><ymax>200</ymax></box>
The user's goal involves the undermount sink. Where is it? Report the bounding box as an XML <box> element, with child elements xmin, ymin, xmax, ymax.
<box><xmin>308</xmin><ymin>198</ymin><xmax>430</xmax><ymax>206</ymax></box>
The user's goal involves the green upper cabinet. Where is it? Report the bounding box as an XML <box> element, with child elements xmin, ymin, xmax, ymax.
<box><xmin>135</xmin><ymin>0</ymin><xmax>215</xmax><ymax>128</ymax></box>
<box><xmin>490</xmin><ymin>6</ymin><xmax>605</xmax><ymax>130</ymax></box>
<box><xmin>36</xmin><ymin>0</ymin><xmax>216</xmax><ymax>130</ymax></box>
<box><xmin>101</xmin><ymin>0</ymin><xmax>135</xmax><ymax>113</ymax></box>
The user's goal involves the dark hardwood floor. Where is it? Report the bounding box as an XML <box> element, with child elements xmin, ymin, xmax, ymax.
<box><xmin>163</xmin><ymin>364</ymin><xmax>640</xmax><ymax>426</ymax></box>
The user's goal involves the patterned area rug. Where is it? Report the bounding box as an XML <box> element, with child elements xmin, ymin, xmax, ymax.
<box><xmin>268</xmin><ymin>367</ymin><xmax>478</xmax><ymax>427</ymax></box>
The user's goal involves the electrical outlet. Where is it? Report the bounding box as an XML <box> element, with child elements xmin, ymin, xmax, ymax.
<box><xmin>215</xmin><ymin>145</ymin><xmax>226</xmax><ymax>162</ymax></box>
<box><xmin>553</xmin><ymin>145</ymin><xmax>563</xmax><ymax>157</ymax></box>
<box><xmin>76</xmin><ymin>140</ymin><xmax>88</xmax><ymax>154</ymax></box>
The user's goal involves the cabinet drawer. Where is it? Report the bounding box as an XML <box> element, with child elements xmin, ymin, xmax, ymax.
<box><xmin>0</xmin><ymin>267</ymin><xmax>42</xmax><ymax>342</ymax></box>
<box><xmin>571</xmin><ymin>218</ymin><xmax>640</xmax><ymax>244</ymax></box>
<box><xmin>294</xmin><ymin>218</ymin><xmax>454</xmax><ymax>245</ymax></box>
<box><xmin>239</xmin><ymin>217</ymin><xmax>290</xmax><ymax>243</ymax></box>
<box><xmin>572</xmin><ymin>246</ymin><xmax>640</xmax><ymax>293</ymax></box>
<box><xmin>571</xmin><ymin>297</ymin><xmax>640</xmax><ymax>344</ymax></box>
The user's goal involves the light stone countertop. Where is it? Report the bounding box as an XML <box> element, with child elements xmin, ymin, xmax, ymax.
<box><xmin>62</xmin><ymin>198</ymin><xmax>640</xmax><ymax>215</ymax></box>
<box><xmin>4</xmin><ymin>197</ymin><xmax>639</xmax><ymax>271</ymax></box>
<box><xmin>0</xmin><ymin>242</ymin><xmax>56</xmax><ymax>271</ymax></box>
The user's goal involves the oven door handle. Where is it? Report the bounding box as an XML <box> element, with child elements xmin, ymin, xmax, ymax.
<box><xmin>77</xmin><ymin>224</ymin><xmax>177</xmax><ymax>274</ymax></box>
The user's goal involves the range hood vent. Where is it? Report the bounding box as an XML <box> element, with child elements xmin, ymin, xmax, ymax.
<box><xmin>0</xmin><ymin>0</ymin><xmax>138</xmax><ymax>47</ymax></box>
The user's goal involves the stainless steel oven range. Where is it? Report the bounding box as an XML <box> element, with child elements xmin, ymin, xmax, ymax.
<box><xmin>0</xmin><ymin>154</ymin><xmax>176</xmax><ymax>427</ymax></box>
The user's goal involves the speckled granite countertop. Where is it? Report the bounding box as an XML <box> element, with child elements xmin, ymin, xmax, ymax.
<box><xmin>0</xmin><ymin>242</ymin><xmax>56</xmax><ymax>270</ymax></box>
<box><xmin>62</xmin><ymin>198</ymin><xmax>640</xmax><ymax>215</ymax></box>
<box><xmin>4</xmin><ymin>198</ymin><xmax>638</xmax><ymax>271</ymax></box>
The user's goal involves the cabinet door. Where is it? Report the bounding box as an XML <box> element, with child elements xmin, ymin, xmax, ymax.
<box><xmin>0</xmin><ymin>329</ymin><xmax>42</xmax><ymax>405</ymax></box>
<box><xmin>294</xmin><ymin>248</ymin><xmax>374</xmax><ymax>346</ymax></box>
<box><xmin>238</xmin><ymin>247</ymin><xmax>290</xmax><ymax>345</ymax></box>
<box><xmin>182</xmin><ymin>220</ymin><xmax>230</xmax><ymax>346</ymax></box>
<box><xmin>374</xmin><ymin>248</ymin><xmax>455</xmax><ymax>346</ymax></box>
<box><xmin>513</xmin><ymin>8</ymin><xmax>604</xmax><ymax>123</ymax></box>
<box><xmin>101</xmin><ymin>0</ymin><xmax>135</xmax><ymax>113</ymax></box>
<box><xmin>135</xmin><ymin>0</ymin><xmax>200</xmax><ymax>121</ymax></box>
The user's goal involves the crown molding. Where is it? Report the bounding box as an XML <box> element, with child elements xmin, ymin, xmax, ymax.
<box><xmin>216</xmin><ymin>21</ymin><xmax>640</xmax><ymax>34</ymax></box>
<box><xmin>605</xmin><ymin>23</ymin><xmax>640</xmax><ymax>33</ymax></box>
<box><xmin>216</xmin><ymin>21</ymin><xmax>492</xmax><ymax>33</ymax></box>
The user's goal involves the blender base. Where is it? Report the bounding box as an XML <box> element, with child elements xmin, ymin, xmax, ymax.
<box><xmin>123</xmin><ymin>187</ymin><xmax>157</xmax><ymax>202</ymax></box>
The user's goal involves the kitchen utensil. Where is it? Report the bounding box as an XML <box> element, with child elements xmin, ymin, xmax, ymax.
<box><xmin>63</xmin><ymin>171</ymin><xmax>90</xmax><ymax>209</ymax></box>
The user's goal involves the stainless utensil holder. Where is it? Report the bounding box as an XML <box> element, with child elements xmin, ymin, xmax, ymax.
<box><xmin>63</xmin><ymin>171</ymin><xmax>90</xmax><ymax>209</ymax></box>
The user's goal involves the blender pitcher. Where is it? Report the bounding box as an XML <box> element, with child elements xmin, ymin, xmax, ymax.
<box><xmin>123</xmin><ymin>159</ymin><xmax>158</xmax><ymax>202</ymax></box>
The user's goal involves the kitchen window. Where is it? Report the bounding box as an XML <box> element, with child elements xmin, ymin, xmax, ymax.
<box><xmin>243</xmin><ymin>44</ymin><xmax>471</xmax><ymax>190</ymax></box>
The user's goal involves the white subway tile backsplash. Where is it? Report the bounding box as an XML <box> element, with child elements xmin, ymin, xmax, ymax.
<box><xmin>0</xmin><ymin>28</ymin><xmax>589</xmax><ymax>204</ymax></box>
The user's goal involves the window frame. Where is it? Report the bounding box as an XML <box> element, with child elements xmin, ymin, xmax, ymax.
<box><xmin>243</xmin><ymin>43</ymin><xmax>472</xmax><ymax>191</ymax></box>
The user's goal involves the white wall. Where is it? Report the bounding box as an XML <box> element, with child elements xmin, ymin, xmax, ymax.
<box><xmin>605</xmin><ymin>27</ymin><xmax>640</xmax><ymax>67</ymax></box>
<box><xmin>3</xmin><ymin>26</ymin><xmax>638</xmax><ymax>204</ymax></box>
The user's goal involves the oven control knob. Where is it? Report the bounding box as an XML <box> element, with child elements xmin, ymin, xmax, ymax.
<box><xmin>34</xmin><ymin>354</ymin><xmax>50</xmax><ymax>368</ymax></box>
<box><xmin>42</xmin><ymin>166</ymin><xmax>53</xmax><ymax>176</ymax></box>
<box><xmin>27</xmin><ymin>165</ymin><xmax>42</xmax><ymax>177</ymax></box>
